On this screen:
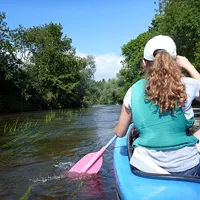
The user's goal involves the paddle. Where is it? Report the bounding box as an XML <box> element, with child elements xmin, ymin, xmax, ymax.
<box><xmin>69</xmin><ymin>135</ymin><xmax>117</xmax><ymax>174</ymax></box>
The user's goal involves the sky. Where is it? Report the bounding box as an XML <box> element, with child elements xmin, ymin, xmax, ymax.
<box><xmin>1</xmin><ymin>0</ymin><xmax>157</xmax><ymax>80</ymax></box>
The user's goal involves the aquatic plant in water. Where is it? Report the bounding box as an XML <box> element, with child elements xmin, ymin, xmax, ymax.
<box><xmin>44</xmin><ymin>110</ymin><xmax>56</xmax><ymax>123</ymax></box>
<box><xmin>3</xmin><ymin>117</ymin><xmax>39</xmax><ymax>135</ymax></box>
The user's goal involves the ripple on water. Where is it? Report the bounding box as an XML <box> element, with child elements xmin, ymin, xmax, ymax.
<box><xmin>0</xmin><ymin>105</ymin><xmax>121</xmax><ymax>199</ymax></box>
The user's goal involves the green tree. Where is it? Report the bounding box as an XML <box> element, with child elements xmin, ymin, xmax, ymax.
<box><xmin>118</xmin><ymin>0</ymin><xmax>200</xmax><ymax>103</ymax></box>
<box><xmin>0</xmin><ymin>12</ymin><xmax>28</xmax><ymax>112</ymax></box>
<box><xmin>119</xmin><ymin>31</ymin><xmax>155</xmax><ymax>99</ymax></box>
<box><xmin>154</xmin><ymin>0</ymin><xmax>200</xmax><ymax>68</ymax></box>
<box><xmin>75</xmin><ymin>55</ymin><xmax>96</xmax><ymax>106</ymax></box>
<box><xmin>99</xmin><ymin>78</ymin><xmax>122</xmax><ymax>104</ymax></box>
<box><xmin>13</xmin><ymin>23</ymin><xmax>95</xmax><ymax>108</ymax></box>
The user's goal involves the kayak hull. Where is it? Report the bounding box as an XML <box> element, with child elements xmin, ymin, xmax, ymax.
<box><xmin>113</xmin><ymin>125</ymin><xmax>200</xmax><ymax>200</ymax></box>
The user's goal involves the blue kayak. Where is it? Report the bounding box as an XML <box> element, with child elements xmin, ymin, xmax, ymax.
<box><xmin>113</xmin><ymin>124</ymin><xmax>200</xmax><ymax>200</ymax></box>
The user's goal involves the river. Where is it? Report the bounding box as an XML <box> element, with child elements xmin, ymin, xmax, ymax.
<box><xmin>0</xmin><ymin>105</ymin><xmax>121</xmax><ymax>200</ymax></box>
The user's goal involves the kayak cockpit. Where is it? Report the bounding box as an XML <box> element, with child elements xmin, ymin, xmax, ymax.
<box><xmin>114</xmin><ymin>124</ymin><xmax>200</xmax><ymax>200</ymax></box>
<box><xmin>127</xmin><ymin>124</ymin><xmax>200</xmax><ymax>182</ymax></box>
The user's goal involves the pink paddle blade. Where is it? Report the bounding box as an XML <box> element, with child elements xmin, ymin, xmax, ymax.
<box><xmin>69</xmin><ymin>148</ymin><xmax>105</xmax><ymax>174</ymax></box>
<box><xmin>68</xmin><ymin>136</ymin><xmax>117</xmax><ymax>174</ymax></box>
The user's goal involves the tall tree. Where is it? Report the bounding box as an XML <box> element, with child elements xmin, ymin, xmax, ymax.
<box><xmin>0</xmin><ymin>12</ymin><xmax>27</xmax><ymax>112</ymax></box>
<box><xmin>118</xmin><ymin>0</ymin><xmax>200</xmax><ymax>103</ymax></box>
<box><xmin>119</xmin><ymin>31</ymin><xmax>156</xmax><ymax>98</ymax></box>
<box><xmin>13</xmin><ymin>23</ymin><xmax>96</xmax><ymax>108</ymax></box>
<box><xmin>153</xmin><ymin>0</ymin><xmax>200</xmax><ymax>67</ymax></box>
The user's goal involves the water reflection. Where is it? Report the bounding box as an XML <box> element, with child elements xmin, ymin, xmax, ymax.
<box><xmin>27</xmin><ymin>172</ymin><xmax>108</xmax><ymax>199</ymax></box>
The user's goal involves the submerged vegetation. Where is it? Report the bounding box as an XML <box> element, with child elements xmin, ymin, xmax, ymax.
<box><xmin>3</xmin><ymin>117</ymin><xmax>39</xmax><ymax>134</ymax></box>
<box><xmin>2</xmin><ymin>109</ymin><xmax>81</xmax><ymax>135</ymax></box>
<box><xmin>0</xmin><ymin>107</ymin><xmax>90</xmax><ymax>199</ymax></box>
<box><xmin>0</xmin><ymin>108</ymin><xmax>84</xmax><ymax>163</ymax></box>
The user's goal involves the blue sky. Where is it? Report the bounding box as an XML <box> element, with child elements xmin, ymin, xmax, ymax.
<box><xmin>1</xmin><ymin>0</ymin><xmax>157</xmax><ymax>80</ymax></box>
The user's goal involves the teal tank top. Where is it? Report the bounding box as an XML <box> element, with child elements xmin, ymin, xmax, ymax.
<box><xmin>131</xmin><ymin>79</ymin><xmax>198</xmax><ymax>150</ymax></box>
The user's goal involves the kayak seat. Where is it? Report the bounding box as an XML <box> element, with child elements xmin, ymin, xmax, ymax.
<box><xmin>129</xmin><ymin>150</ymin><xmax>170</xmax><ymax>174</ymax></box>
<box><xmin>128</xmin><ymin>126</ymin><xmax>170</xmax><ymax>174</ymax></box>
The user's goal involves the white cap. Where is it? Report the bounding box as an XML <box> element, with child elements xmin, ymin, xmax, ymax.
<box><xmin>144</xmin><ymin>35</ymin><xmax>177</xmax><ymax>61</ymax></box>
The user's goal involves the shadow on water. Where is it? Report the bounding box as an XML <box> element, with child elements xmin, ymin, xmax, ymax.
<box><xmin>0</xmin><ymin>105</ymin><xmax>121</xmax><ymax>199</ymax></box>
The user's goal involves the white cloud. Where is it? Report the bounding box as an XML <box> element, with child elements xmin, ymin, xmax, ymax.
<box><xmin>77</xmin><ymin>52</ymin><xmax>123</xmax><ymax>81</ymax></box>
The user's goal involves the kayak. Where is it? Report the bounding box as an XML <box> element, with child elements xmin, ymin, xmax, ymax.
<box><xmin>113</xmin><ymin>124</ymin><xmax>200</xmax><ymax>200</ymax></box>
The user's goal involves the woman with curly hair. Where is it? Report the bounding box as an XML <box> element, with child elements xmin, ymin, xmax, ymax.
<box><xmin>115</xmin><ymin>35</ymin><xmax>200</xmax><ymax>176</ymax></box>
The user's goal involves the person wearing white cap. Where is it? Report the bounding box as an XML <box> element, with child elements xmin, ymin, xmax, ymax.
<box><xmin>115</xmin><ymin>35</ymin><xmax>200</xmax><ymax>176</ymax></box>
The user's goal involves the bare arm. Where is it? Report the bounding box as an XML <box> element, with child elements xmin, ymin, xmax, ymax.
<box><xmin>176</xmin><ymin>56</ymin><xmax>200</xmax><ymax>101</ymax></box>
<box><xmin>176</xmin><ymin>56</ymin><xmax>200</xmax><ymax>81</ymax></box>
<box><xmin>115</xmin><ymin>104</ymin><xmax>132</xmax><ymax>137</ymax></box>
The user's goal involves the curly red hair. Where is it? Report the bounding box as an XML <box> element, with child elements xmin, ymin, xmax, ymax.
<box><xmin>144</xmin><ymin>52</ymin><xmax>187</xmax><ymax>113</ymax></box>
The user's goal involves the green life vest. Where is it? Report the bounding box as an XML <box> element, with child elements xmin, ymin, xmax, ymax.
<box><xmin>131</xmin><ymin>79</ymin><xmax>198</xmax><ymax>150</ymax></box>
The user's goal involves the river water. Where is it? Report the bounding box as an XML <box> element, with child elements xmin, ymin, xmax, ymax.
<box><xmin>0</xmin><ymin>105</ymin><xmax>121</xmax><ymax>200</ymax></box>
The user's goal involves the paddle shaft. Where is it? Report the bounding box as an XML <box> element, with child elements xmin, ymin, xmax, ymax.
<box><xmin>104</xmin><ymin>135</ymin><xmax>117</xmax><ymax>148</ymax></box>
